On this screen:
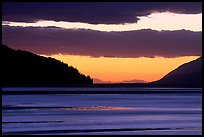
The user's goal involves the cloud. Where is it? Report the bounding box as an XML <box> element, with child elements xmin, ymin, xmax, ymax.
<box><xmin>2</xmin><ymin>2</ymin><xmax>202</xmax><ymax>24</ymax></box>
<box><xmin>2</xmin><ymin>12</ymin><xmax>202</xmax><ymax>32</ymax></box>
<box><xmin>2</xmin><ymin>25</ymin><xmax>202</xmax><ymax>58</ymax></box>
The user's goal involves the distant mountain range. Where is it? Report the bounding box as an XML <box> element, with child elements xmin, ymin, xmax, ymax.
<box><xmin>1</xmin><ymin>44</ymin><xmax>93</xmax><ymax>86</ymax></box>
<box><xmin>93</xmin><ymin>78</ymin><xmax>111</xmax><ymax>84</ymax></box>
<box><xmin>151</xmin><ymin>57</ymin><xmax>202</xmax><ymax>87</ymax></box>
<box><xmin>120</xmin><ymin>79</ymin><xmax>147</xmax><ymax>83</ymax></box>
<box><xmin>93</xmin><ymin>78</ymin><xmax>147</xmax><ymax>84</ymax></box>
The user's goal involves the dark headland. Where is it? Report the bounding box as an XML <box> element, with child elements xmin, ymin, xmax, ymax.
<box><xmin>150</xmin><ymin>56</ymin><xmax>202</xmax><ymax>87</ymax></box>
<box><xmin>1</xmin><ymin>44</ymin><xmax>93</xmax><ymax>87</ymax></box>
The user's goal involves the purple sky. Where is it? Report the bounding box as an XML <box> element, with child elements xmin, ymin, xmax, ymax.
<box><xmin>2</xmin><ymin>2</ymin><xmax>202</xmax><ymax>58</ymax></box>
<box><xmin>2</xmin><ymin>26</ymin><xmax>202</xmax><ymax>58</ymax></box>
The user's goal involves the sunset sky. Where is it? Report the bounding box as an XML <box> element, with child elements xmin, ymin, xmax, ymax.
<box><xmin>2</xmin><ymin>2</ymin><xmax>202</xmax><ymax>83</ymax></box>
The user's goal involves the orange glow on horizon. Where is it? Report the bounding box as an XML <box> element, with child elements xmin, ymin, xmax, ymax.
<box><xmin>40</xmin><ymin>54</ymin><xmax>199</xmax><ymax>83</ymax></box>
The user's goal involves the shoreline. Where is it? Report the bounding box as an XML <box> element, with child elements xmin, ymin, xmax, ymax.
<box><xmin>2</xmin><ymin>87</ymin><xmax>202</xmax><ymax>95</ymax></box>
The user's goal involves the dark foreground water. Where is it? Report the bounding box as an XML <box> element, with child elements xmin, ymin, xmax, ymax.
<box><xmin>2</xmin><ymin>88</ymin><xmax>202</xmax><ymax>135</ymax></box>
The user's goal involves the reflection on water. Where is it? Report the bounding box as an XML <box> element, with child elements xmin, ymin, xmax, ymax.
<box><xmin>3</xmin><ymin>105</ymin><xmax>139</xmax><ymax>110</ymax></box>
<box><xmin>58</xmin><ymin>106</ymin><xmax>138</xmax><ymax>110</ymax></box>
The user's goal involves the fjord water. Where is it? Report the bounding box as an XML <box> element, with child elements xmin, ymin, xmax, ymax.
<box><xmin>2</xmin><ymin>87</ymin><xmax>202</xmax><ymax>135</ymax></box>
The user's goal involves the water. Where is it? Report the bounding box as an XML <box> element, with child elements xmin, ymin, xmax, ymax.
<box><xmin>2</xmin><ymin>87</ymin><xmax>202</xmax><ymax>135</ymax></box>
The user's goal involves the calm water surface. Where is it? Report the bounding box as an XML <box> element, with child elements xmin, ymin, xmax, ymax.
<box><xmin>2</xmin><ymin>87</ymin><xmax>202</xmax><ymax>135</ymax></box>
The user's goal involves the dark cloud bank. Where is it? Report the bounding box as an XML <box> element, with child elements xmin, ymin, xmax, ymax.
<box><xmin>2</xmin><ymin>2</ymin><xmax>202</xmax><ymax>24</ymax></box>
<box><xmin>2</xmin><ymin>26</ymin><xmax>202</xmax><ymax>58</ymax></box>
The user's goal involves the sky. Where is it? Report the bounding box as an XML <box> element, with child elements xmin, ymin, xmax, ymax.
<box><xmin>2</xmin><ymin>2</ymin><xmax>202</xmax><ymax>83</ymax></box>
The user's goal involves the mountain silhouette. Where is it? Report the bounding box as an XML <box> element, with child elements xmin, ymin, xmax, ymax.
<box><xmin>93</xmin><ymin>78</ymin><xmax>111</xmax><ymax>84</ymax></box>
<box><xmin>151</xmin><ymin>57</ymin><xmax>202</xmax><ymax>87</ymax></box>
<box><xmin>1</xmin><ymin>44</ymin><xmax>93</xmax><ymax>86</ymax></box>
<box><xmin>93</xmin><ymin>78</ymin><xmax>147</xmax><ymax>84</ymax></box>
<box><xmin>120</xmin><ymin>79</ymin><xmax>147</xmax><ymax>84</ymax></box>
